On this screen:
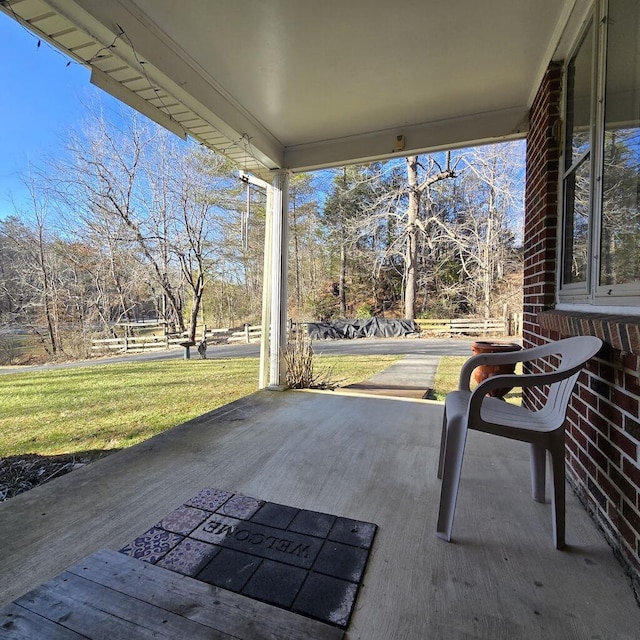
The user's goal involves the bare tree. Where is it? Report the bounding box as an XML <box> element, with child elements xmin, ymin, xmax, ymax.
<box><xmin>53</xmin><ymin>111</ymin><xmax>187</xmax><ymax>333</ymax></box>
<box><xmin>1</xmin><ymin>175</ymin><xmax>62</xmax><ymax>355</ymax></box>
<box><xmin>164</xmin><ymin>146</ymin><xmax>236</xmax><ymax>341</ymax></box>
<box><xmin>47</xmin><ymin>108</ymin><xmax>241</xmax><ymax>339</ymax></box>
<box><xmin>0</xmin><ymin>104</ymin><xmax>525</xmax><ymax>357</ymax></box>
<box><xmin>346</xmin><ymin>143</ymin><xmax>523</xmax><ymax>320</ymax></box>
<box><xmin>426</xmin><ymin>142</ymin><xmax>524</xmax><ymax>316</ymax></box>
<box><xmin>403</xmin><ymin>154</ymin><xmax>457</xmax><ymax>319</ymax></box>
<box><xmin>351</xmin><ymin>156</ymin><xmax>458</xmax><ymax>319</ymax></box>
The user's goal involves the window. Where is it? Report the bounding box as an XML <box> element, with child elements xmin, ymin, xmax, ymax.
<box><xmin>562</xmin><ymin>20</ymin><xmax>594</xmax><ymax>288</ymax></box>
<box><xmin>560</xmin><ymin>0</ymin><xmax>640</xmax><ymax>304</ymax></box>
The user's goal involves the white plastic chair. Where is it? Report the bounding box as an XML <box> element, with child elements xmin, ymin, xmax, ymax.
<box><xmin>436</xmin><ymin>336</ymin><xmax>602</xmax><ymax>549</ymax></box>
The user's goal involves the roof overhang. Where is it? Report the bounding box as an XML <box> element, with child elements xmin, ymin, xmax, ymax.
<box><xmin>2</xmin><ymin>0</ymin><xmax>593</xmax><ymax>178</ymax></box>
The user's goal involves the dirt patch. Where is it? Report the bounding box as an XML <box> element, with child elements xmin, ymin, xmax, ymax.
<box><xmin>0</xmin><ymin>452</ymin><xmax>113</xmax><ymax>502</ymax></box>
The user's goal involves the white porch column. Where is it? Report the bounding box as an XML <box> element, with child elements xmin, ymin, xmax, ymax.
<box><xmin>258</xmin><ymin>183</ymin><xmax>273</xmax><ymax>389</ymax></box>
<box><xmin>267</xmin><ymin>171</ymin><xmax>289</xmax><ymax>389</ymax></box>
<box><xmin>239</xmin><ymin>171</ymin><xmax>273</xmax><ymax>389</ymax></box>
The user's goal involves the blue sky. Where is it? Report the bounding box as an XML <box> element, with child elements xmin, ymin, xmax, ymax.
<box><xmin>0</xmin><ymin>13</ymin><xmax>105</xmax><ymax>215</ymax></box>
<box><xmin>0</xmin><ymin>11</ymin><xmax>332</xmax><ymax>221</ymax></box>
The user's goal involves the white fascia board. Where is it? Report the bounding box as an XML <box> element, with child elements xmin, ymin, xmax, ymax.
<box><xmin>90</xmin><ymin>68</ymin><xmax>187</xmax><ymax>140</ymax></box>
<box><xmin>283</xmin><ymin>106</ymin><xmax>529</xmax><ymax>173</ymax></box>
<box><xmin>47</xmin><ymin>0</ymin><xmax>285</xmax><ymax>170</ymax></box>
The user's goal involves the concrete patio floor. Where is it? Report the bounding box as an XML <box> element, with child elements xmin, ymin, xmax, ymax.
<box><xmin>1</xmin><ymin>386</ymin><xmax>639</xmax><ymax>639</ymax></box>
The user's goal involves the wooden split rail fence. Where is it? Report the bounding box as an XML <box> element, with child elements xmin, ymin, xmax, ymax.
<box><xmin>91</xmin><ymin>316</ymin><xmax>521</xmax><ymax>354</ymax></box>
<box><xmin>227</xmin><ymin>324</ymin><xmax>262</xmax><ymax>343</ymax></box>
<box><xmin>91</xmin><ymin>325</ymin><xmax>261</xmax><ymax>354</ymax></box>
<box><xmin>414</xmin><ymin>316</ymin><xmax>521</xmax><ymax>337</ymax></box>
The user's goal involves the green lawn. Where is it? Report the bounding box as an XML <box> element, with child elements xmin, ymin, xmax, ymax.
<box><xmin>432</xmin><ymin>356</ymin><xmax>523</xmax><ymax>403</ymax></box>
<box><xmin>0</xmin><ymin>355</ymin><xmax>401</xmax><ymax>457</ymax></box>
<box><xmin>432</xmin><ymin>357</ymin><xmax>467</xmax><ymax>401</ymax></box>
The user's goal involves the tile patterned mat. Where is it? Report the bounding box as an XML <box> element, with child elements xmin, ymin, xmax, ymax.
<box><xmin>119</xmin><ymin>488</ymin><xmax>377</xmax><ymax>629</ymax></box>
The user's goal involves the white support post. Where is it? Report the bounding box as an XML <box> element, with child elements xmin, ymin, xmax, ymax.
<box><xmin>240</xmin><ymin>172</ymin><xmax>272</xmax><ymax>389</ymax></box>
<box><xmin>268</xmin><ymin>171</ymin><xmax>289</xmax><ymax>389</ymax></box>
<box><xmin>243</xmin><ymin>170</ymin><xmax>289</xmax><ymax>390</ymax></box>
<box><xmin>258</xmin><ymin>183</ymin><xmax>273</xmax><ymax>389</ymax></box>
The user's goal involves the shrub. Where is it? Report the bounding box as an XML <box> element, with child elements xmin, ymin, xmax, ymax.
<box><xmin>284</xmin><ymin>331</ymin><xmax>336</xmax><ymax>389</ymax></box>
<box><xmin>355</xmin><ymin>302</ymin><xmax>374</xmax><ymax>318</ymax></box>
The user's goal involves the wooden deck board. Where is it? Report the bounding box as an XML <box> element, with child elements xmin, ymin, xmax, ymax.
<box><xmin>0</xmin><ymin>602</ymin><xmax>87</xmax><ymax>639</ymax></box>
<box><xmin>16</xmin><ymin>581</ymin><xmax>170</xmax><ymax>640</ymax></box>
<box><xmin>2</xmin><ymin>550</ymin><xmax>343</xmax><ymax>640</ymax></box>
<box><xmin>18</xmin><ymin>571</ymin><xmax>233</xmax><ymax>640</ymax></box>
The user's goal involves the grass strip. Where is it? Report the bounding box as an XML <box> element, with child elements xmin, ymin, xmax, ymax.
<box><xmin>432</xmin><ymin>356</ymin><xmax>523</xmax><ymax>404</ymax></box>
<box><xmin>0</xmin><ymin>355</ymin><xmax>400</xmax><ymax>457</ymax></box>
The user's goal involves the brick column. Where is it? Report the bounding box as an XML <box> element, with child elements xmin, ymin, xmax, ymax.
<box><xmin>523</xmin><ymin>63</ymin><xmax>562</xmax><ymax>410</ymax></box>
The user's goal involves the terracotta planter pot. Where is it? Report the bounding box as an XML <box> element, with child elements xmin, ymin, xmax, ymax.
<box><xmin>471</xmin><ymin>341</ymin><xmax>522</xmax><ymax>398</ymax></box>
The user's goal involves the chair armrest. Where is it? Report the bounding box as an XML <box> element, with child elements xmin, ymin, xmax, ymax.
<box><xmin>467</xmin><ymin>364</ymin><xmax>585</xmax><ymax>423</ymax></box>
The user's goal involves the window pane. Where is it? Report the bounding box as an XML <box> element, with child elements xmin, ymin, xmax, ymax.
<box><xmin>563</xmin><ymin>156</ymin><xmax>591</xmax><ymax>284</ymax></box>
<box><xmin>562</xmin><ymin>22</ymin><xmax>593</xmax><ymax>287</ymax></box>
<box><xmin>565</xmin><ymin>21</ymin><xmax>594</xmax><ymax>169</ymax></box>
<box><xmin>599</xmin><ymin>0</ymin><xmax>640</xmax><ymax>287</ymax></box>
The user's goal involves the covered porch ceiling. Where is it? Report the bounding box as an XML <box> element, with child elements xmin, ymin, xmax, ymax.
<box><xmin>3</xmin><ymin>0</ymin><xmax>591</xmax><ymax>178</ymax></box>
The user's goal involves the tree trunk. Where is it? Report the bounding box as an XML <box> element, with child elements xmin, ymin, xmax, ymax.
<box><xmin>402</xmin><ymin>154</ymin><xmax>457</xmax><ymax>320</ymax></box>
<box><xmin>187</xmin><ymin>275</ymin><xmax>204</xmax><ymax>343</ymax></box>
<box><xmin>338</xmin><ymin>168</ymin><xmax>348</xmax><ymax>317</ymax></box>
<box><xmin>482</xmin><ymin>158</ymin><xmax>497</xmax><ymax>318</ymax></box>
<box><xmin>340</xmin><ymin>236</ymin><xmax>347</xmax><ymax>317</ymax></box>
<box><xmin>36</xmin><ymin>222</ymin><xmax>58</xmax><ymax>355</ymax></box>
<box><xmin>482</xmin><ymin>206</ymin><xmax>493</xmax><ymax>318</ymax></box>
<box><xmin>404</xmin><ymin>156</ymin><xmax>420</xmax><ymax>321</ymax></box>
<box><xmin>291</xmin><ymin>195</ymin><xmax>302</xmax><ymax>315</ymax></box>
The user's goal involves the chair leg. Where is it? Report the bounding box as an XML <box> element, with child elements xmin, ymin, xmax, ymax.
<box><xmin>436</xmin><ymin>415</ymin><xmax>468</xmax><ymax>542</ymax></box>
<box><xmin>530</xmin><ymin>444</ymin><xmax>546</xmax><ymax>503</ymax></box>
<box><xmin>437</xmin><ymin>406</ymin><xmax>448</xmax><ymax>480</ymax></box>
<box><xmin>548</xmin><ymin>436</ymin><xmax>566</xmax><ymax>549</ymax></box>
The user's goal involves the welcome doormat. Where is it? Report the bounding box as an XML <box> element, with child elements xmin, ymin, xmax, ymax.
<box><xmin>119</xmin><ymin>488</ymin><xmax>377</xmax><ymax>629</ymax></box>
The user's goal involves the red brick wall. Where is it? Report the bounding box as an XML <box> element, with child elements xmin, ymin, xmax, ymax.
<box><xmin>566</xmin><ymin>344</ymin><xmax>640</xmax><ymax>584</ymax></box>
<box><xmin>524</xmin><ymin>63</ymin><xmax>640</xmax><ymax>588</ymax></box>
<box><xmin>523</xmin><ymin>62</ymin><xmax>561</xmax><ymax>355</ymax></box>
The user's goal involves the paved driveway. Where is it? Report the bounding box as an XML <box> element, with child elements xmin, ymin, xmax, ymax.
<box><xmin>0</xmin><ymin>337</ymin><xmax>491</xmax><ymax>375</ymax></box>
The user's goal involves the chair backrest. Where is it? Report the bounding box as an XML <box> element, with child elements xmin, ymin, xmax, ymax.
<box><xmin>527</xmin><ymin>336</ymin><xmax>602</xmax><ymax>426</ymax></box>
